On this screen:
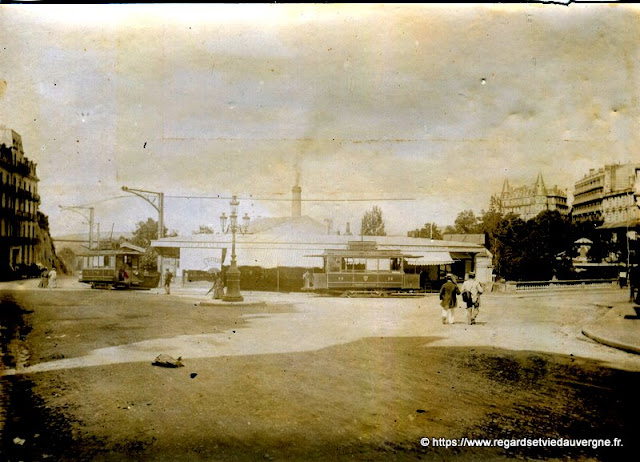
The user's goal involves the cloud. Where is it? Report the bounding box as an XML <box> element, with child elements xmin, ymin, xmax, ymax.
<box><xmin>1</xmin><ymin>4</ymin><xmax>638</xmax><ymax>237</ymax></box>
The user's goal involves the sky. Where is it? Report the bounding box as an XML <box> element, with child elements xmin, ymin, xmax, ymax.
<box><xmin>1</xmin><ymin>3</ymin><xmax>639</xmax><ymax>238</ymax></box>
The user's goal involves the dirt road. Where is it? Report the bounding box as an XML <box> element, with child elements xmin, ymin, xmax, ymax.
<box><xmin>1</xmin><ymin>282</ymin><xmax>639</xmax><ymax>461</ymax></box>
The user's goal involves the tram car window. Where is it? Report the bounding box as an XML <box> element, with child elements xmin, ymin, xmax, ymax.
<box><xmin>378</xmin><ymin>258</ymin><xmax>391</xmax><ymax>271</ymax></box>
<box><xmin>328</xmin><ymin>256</ymin><xmax>341</xmax><ymax>272</ymax></box>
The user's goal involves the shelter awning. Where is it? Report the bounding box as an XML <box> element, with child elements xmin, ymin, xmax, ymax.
<box><xmin>411</xmin><ymin>252</ymin><xmax>454</xmax><ymax>266</ymax></box>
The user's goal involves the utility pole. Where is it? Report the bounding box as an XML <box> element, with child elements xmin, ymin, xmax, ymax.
<box><xmin>121</xmin><ymin>186</ymin><xmax>165</xmax><ymax>284</ymax></box>
<box><xmin>59</xmin><ymin>206</ymin><xmax>95</xmax><ymax>250</ymax></box>
<box><xmin>121</xmin><ymin>187</ymin><xmax>165</xmax><ymax>239</ymax></box>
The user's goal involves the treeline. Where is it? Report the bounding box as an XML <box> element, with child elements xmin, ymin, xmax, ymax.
<box><xmin>411</xmin><ymin>208</ymin><xmax>619</xmax><ymax>282</ymax></box>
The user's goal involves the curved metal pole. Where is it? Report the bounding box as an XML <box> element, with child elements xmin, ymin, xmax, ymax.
<box><xmin>59</xmin><ymin>205</ymin><xmax>94</xmax><ymax>249</ymax></box>
<box><xmin>121</xmin><ymin>186</ymin><xmax>165</xmax><ymax>286</ymax></box>
<box><xmin>121</xmin><ymin>186</ymin><xmax>164</xmax><ymax>239</ymax></box>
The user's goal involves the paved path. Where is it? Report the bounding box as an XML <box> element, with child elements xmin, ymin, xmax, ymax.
<box><xmin>583</xmin><ymin>302</ymin><xmax>640</xmax><ymax>355</ymax></box>
<box><xmin>3</xmin><ymin>281</ymin><xmax>640</xmax><ymax>374</ymax></box>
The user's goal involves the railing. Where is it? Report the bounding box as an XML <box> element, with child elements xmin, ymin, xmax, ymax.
<box><xmin>0</xmin><ymin>185</ymin><xmax>40</xmax><ymax>202</ymax></box>
<box><xmin>505</xmin><ymin>279</ymin><xmax>618</xmax><ymax>292</ymax></box>
<box><xmin>0</xmin><ymin>157</ymin><xmax>36</xmax><ymax>177</ymax></box>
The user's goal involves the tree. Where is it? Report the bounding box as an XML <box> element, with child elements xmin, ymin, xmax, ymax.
<box><xmin>444</xmin><ymin>225</ymin><xmax>457</xmax><ymax>234</ymax></box>
<box><xmin>488</xmin><ymin>194</ymin><xmax>502</xmax><ymax>213</ymax></box>
<box><xmin>492</xmin><ymin>213</ymin><xmax>528</xmax><ymax>281</ymax></box>
<box><xmin>478</xmin><ymin>208</ymin><xmax>504</xmax><ymax>256</ymax></box>
<box><xmin>361</xmin><ymin>206</ymin><xmax>386</xmax><ymax>236</ymax></box>
<box><xmin>525</xmin><ymin>210</ymin><xmax>572</xmax><ymax>280</ymax></box>
<box><xmin>478</xmin><ymin>209</ymin><xmax>503</xmax><ymax>237</ymax></box>
<box><xmin>492</xmin><ymin>210</ymin><xmax>576</xmax><ymax>281</ymax></box>
<box><xmin>453</xmin><ymin>210</ymin><xmax>482</xmax><ymax>234</ymax></box>
<box><xmin>131</xmin><ymin>218</ymin><xmax>166</xmax><ymax>248</ymax></box>
<box><xmin>57</xmin><ymin>247</ymin><xmax>78</xmax><ymax>273</ymax></box>
<box><xmin>407</xmin><ymin>222</ymin><xmax>443</xmax><ymax>240</ymax></box>
<box><xmin>130</xmin><ymin>218</ymin><xmax>173</xmax><ymax>271</ymax></box>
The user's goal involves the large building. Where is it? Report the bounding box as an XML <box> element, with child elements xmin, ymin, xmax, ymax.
<box><xmin>1</xmin><ymin>128</ymin><xmax>40</xmax><ymax>275</ymax></box>
<box><xmin>1</xmin><ymin>127</ymin><xmax>57</xmax><ymax>278</ymax></box>
<box><xmin>493</xmin><ymin>173</ymin><xmax>569</xmax><ymax>220</ymax></box>
<box><xmin>573</xmin><ymin>163</ymin><xmax>640</xmax><ymax>227</ymax></box>
<box><xmin>152</xmin><ymin>186</ymin><xmax>494</xmax><ymax>291</ymax></box>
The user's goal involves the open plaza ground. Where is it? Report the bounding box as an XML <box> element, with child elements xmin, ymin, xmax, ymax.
<box><xmin>1</xmin><ymin>277</ymin><xmax>639</xmax><ymax>461</ymax></box>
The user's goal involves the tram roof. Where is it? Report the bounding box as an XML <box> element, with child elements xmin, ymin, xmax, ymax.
<box><xmin>77</xmin><ymin>249</ymin><xmax>143</xmax><ymax>257</ymax></box>
<box><xmin>306</xmin><ymin>249</ymin><xmax>424</xmax><ymax>258</ymax></box>
<box><xmin>76</xmin><ymin>241</ymin><xmax>146</xmax><ymax>256</ymax></box>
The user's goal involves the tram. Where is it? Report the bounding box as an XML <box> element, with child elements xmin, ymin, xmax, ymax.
<box><xmin>307</xmin><ymin>241</ymin><xmax>424</xmax><ymax>297</ymax></box>
<box><xmin>78</xmin><ymin>242</ymin><xmax>161</xmax><ymax>290</ymax></box>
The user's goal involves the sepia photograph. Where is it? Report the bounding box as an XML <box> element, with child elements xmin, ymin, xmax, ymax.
<box><xmin>1</xmin><ymin>3</ymin><xmax>639</xmax><ymax>460</ymax></box>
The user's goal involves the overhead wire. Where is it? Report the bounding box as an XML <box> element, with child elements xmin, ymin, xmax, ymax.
<box><xmin>73</xmin><ymin>193</ymin><xmax>416</xmax><ymax>207</ymax></box>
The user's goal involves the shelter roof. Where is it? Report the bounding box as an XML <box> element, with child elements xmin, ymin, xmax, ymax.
<box><xmin>442</xmin><ymin>233</ymin><xmax>486</xmax><ymax>245</ymax></box>
<box><xmin>152</xmin><ymin>232</ymin><xmax>491</xmax><ymax>259</ymax></box>
<box><xmin>152</xmin><ymin>213</ymin><xmax>492</xmax><ymax>261</ymax></box>
<box><xmin>247</xmin><ymin>215</ymin><xmax>327</xmax><ymax>235</ymax></box>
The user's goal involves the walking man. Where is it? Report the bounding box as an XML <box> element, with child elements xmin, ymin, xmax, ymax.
<box><xmin>439</xmin><ymin>274</ymin><xmax>459</xmax><ymax>325</ymax></box>
<box><xmin>164</xmin><ymin>268</ymin><xmax>173</xmax><ymax>295</ymax></box>
<box><xmin>461</xmin><ymin>272</ymin><xmax>484</xmax><ymax>325</ymax></box>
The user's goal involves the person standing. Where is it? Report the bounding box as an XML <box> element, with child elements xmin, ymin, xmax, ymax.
<box><xmin>214</xmin><ymin>274</ymin><xmax>224</xmax><ymax>299</ymax></box>
<box><xmin>461</xmin><ymin>272</ymin><xmax>484</xmax><ymax>325</ymax></box>
<box><xmin>206</xmin><ymin>274</ymin><xmax>218</xmax><ymax>296</ymax></box>
<box><xmin>48</xmin><ymin>267</ymin><xmax>57</xmax><ymax>289</ymax></box>
<box><xmin>164</xmin><ymin>268</ymin><xmax>173</xmax><ymax>295</ymax></box>
<box><xmin>39</xmin><ymin>267</ymin><xmax>49</xmax><ymax>288</ymax></box>
<box><xmin>439</xmin><ymin>274</ymin><xmax>459</xmax><ymax>325</ymax></box>
<box><xmin>302</xmin><ymin>269</ymin><xmax>312</xmax><ymax>289</ymax></box>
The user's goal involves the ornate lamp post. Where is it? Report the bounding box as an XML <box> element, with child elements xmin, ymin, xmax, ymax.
<box><xmin>220</xmin><ymin>196</ymin><xmax>250</xmax><ymax>302</ymax></box>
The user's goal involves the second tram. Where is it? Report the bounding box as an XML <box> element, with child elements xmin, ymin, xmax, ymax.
<box><xmin>307</xmin><ymin>241</ymin><xmax>424</xmax><ymax>296</ymax></box>
<box><xmin>78</xmin><ymin>243</ymin><xmax>161</xmax><ymax>290</ymax></box>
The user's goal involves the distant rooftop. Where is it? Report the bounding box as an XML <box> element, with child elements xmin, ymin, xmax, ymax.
<box><xmin>442</xmin><ymin>233</ymin><xmax>486</xmax><ymax>245</ymax></box>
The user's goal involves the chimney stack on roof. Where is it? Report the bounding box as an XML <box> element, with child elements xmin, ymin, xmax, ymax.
<box><xmin>291</xmin><ymin>184</ymin><xmax>302</xmax><ymax>217</ymax></box>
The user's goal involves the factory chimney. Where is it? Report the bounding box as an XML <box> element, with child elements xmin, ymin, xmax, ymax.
<box><xmin>292</xmin><ymin>184</ymin><xmax>302</xmax><ymax>217</ymax></box>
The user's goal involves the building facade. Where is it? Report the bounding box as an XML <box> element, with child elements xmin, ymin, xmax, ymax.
<box><xmin>601</xmin><ymin>189</ymin><xmax>640</xmax><ymax>228</ymax></box>
<box><xmin>573</xmin><ymin>163</ymin><xmax>640</xmax><ymax>225</ymax></box>
<box><xmin>0</xmin><ymin>127</ymin><xmax>59</xmax><ymax>278</ymax></box>
<box><xmin>494</xmin><ymin>173</ymin><xmax>568</xmax><ymax>221</ymax></box>
<box><xmin>1</xmin><ymin>128</ymin><xmax>42</xmax><ymax>276</ymax></box>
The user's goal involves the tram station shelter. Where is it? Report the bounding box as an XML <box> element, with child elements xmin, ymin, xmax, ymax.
<box><xmin>151</xmin><ymin>216</ymin><xmax>493</xmax><ymax>293</ymax></box>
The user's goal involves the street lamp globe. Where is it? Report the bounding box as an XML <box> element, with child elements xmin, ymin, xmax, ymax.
<box><xmin>219</xmin><ymin>212</ymin><xmax>227</xmax><ymax>232</ymax></box>
<box><xmin>242</xmin><ymin>213</ymin><xmax>250</xmax><ymax>233</ymax></box>
<box><xmin>230</xmin><ymin>196</ymin><xmax>239</xmax><ymax>215</ymax></box>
